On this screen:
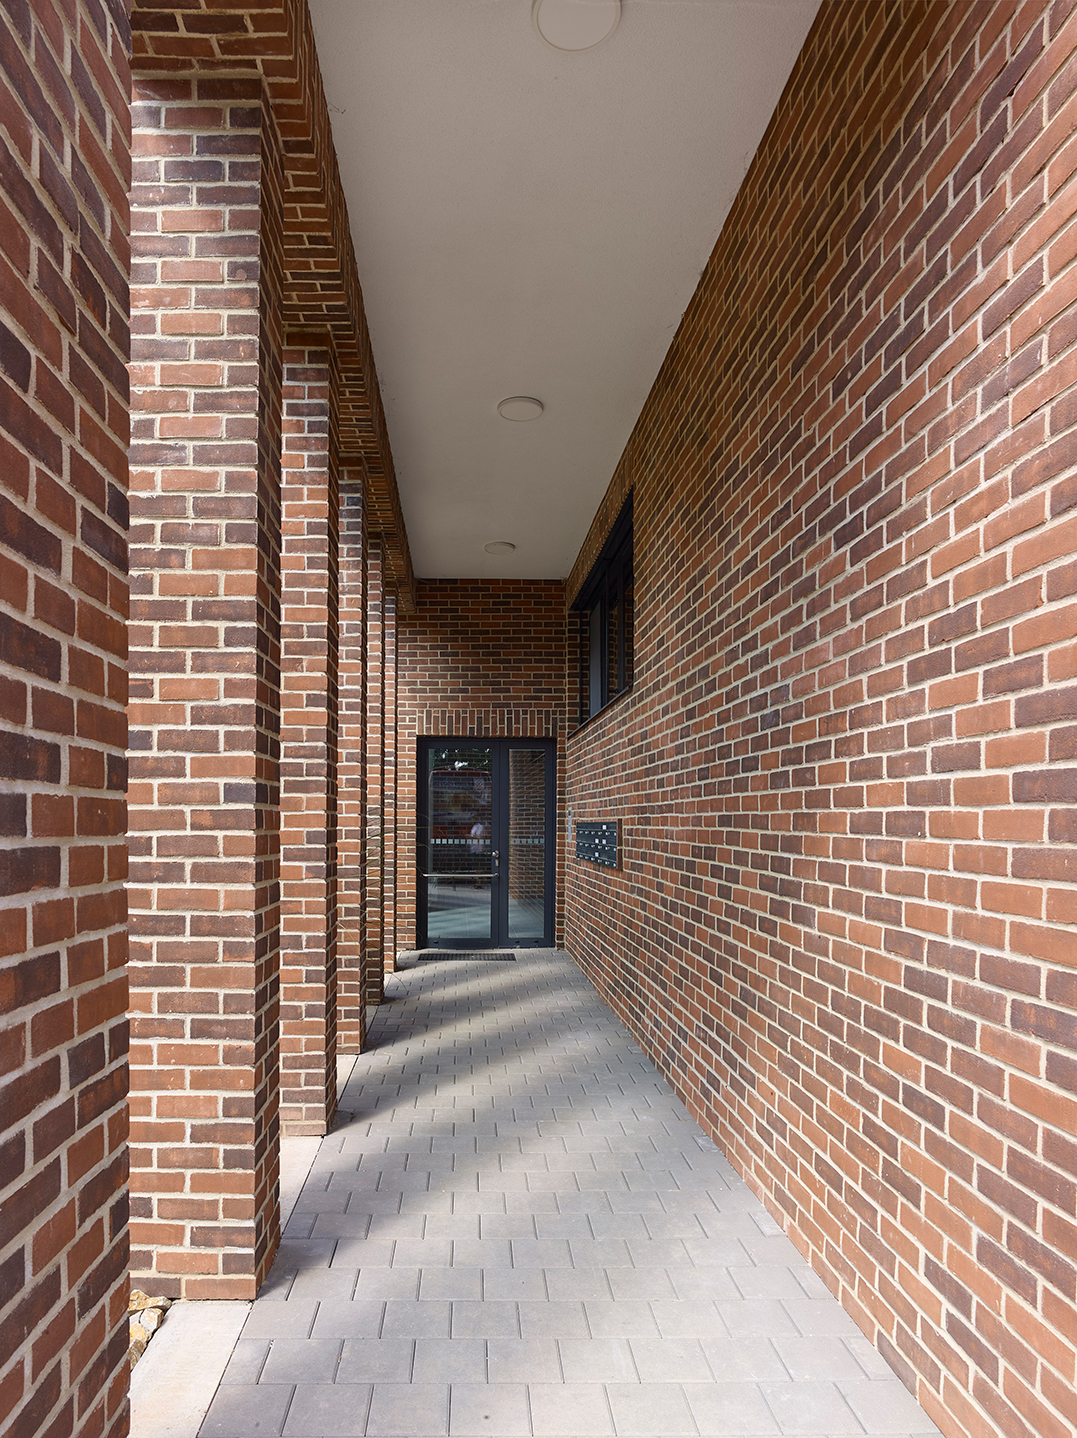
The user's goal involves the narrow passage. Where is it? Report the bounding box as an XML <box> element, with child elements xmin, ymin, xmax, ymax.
<box><xmin>200</xmin><ymin>951</ymin><xmax>941</xmax><ymax>1438</ymax></box>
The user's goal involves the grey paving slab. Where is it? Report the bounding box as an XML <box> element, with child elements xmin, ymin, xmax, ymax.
<box><xmin>382</xmin><ymin>1300</ymin><xmax>452</xmax><ymax>1338</ymax></box>
<box><xmin>286</xmin><ymin>1268</ymin><xmax>359</xmax><ymax>1303</ymax></box>
<box><xmin>452</xmin><ymin>1238</ymin><xmax>513</xmax><ymax>1266</ymax></box>
<box><xmin>544</xmin><ymin>1267</ymin><xmax>611</xmax><ymax>1302</ymax></box>
<box><xmin>839</xmin><ymin>1378</ymin><xmax>945</xmax><ymax>1434</ymax></box>
<box><xmin>781</xmin><ymin>1295</ymin><xmax>864</xmax><ymax>1336</ymax></box>
<box><xmin>354</xmin><ymin>1267</ymin><xmax>420</xmax><ymax>1301</ymax></box>
<box><xmin>332</xmin><ymin>1238</ymin><xmax>395</xmax><ymax>1268</ymax></box>
<box><xmin>845</xmin><ymin>1333</ymin><xmax>899</xmax><ymax>1379</ymax></box>
<box><xmin>364</xmin><ymin>1214</ymin><xmax>425</xmax><ymax>1239</ymax></box>
<box><xmin>629</xmin><ymin>1336</ymin><xmax>712</xmax><ymax>1382</ymax></box>
<box><xmin>487</xmin><ymin>1337</ymin><xmax>560</xmax><ymax>1383</ymax></box>
<box><xmin>219</xmin><ymin>1339</ymin><xmax>271</xmax><ymax>1386</ymax></box>
<box><xmin>283</xmin><ymin>1385</ymin><xmax>371</xmax><ymax>1436</ymax></box>
<box><xmin>199</xmin><ymin>1385</ymin><xmax>292</xmax><ymax>1437</ymax></box>
<box><xmin>511</xmin><ymin>1237</ymin><xmax>573</xmax><ymax>1267</ymax></box>
<box><xmin>309</xmin><ymin>1299</ymin><xmax>385</xmax><ymax>1340</ymax></box>
<box><xmin>259</xmin><ymin>1339</ymin><xmax>342</xmax><ymax>1385</ymax></box>
<box><xmin>202</xmin><ymin>950</ymin><xmax>942</xmax><ymax>1438</ymax></box>
<box><xmin>450</xmin><ymin>1299</ymin><xmax>519</xmax><ymax>1337</ymax></box>
<box><xmin>606</xmin><ymin>1381</ymin><xmax>697</xmax><ymax>1434</ymax></box>
<box><xmin>484</xmin><ymin>1267</ymin><xmax>549</xmax><ymax>1301</ymax></box>
<box><xmin>411</xmin><ymin>1339</ymin><xmax>487</xmax><ymax>1384</ymax></box>
<box><xmin>314</xmin><ymin>1214</ymin><xmax>381</xmax><ymax>1238</ymax></box>
<box><xmin>774</xmin><ymin>1334</ymin><xmax>869</xmax><ymax>1381</ymax></box>
<box><xmin>730</xmin><ymin>1264</ymin><xmax>810</xmax><ymax>1300</ymax></box>
<box><xmin>570</xmin><ymin>1239</ymin><xmax>632</xmax><ymax>1268</ymax></box>
<box><xmin>240</xmin><ymin>1302</ymin><xmax>317</xmax><ymax>1341</ymax></box>
<box><xmin>477</xmin><ymin>1214</ymin><xmax>536</xmax><ymax>1239</ymax></box>
<box><xmin>274</xmin><ymin>1238</ymin><xmax>336</xmax><ymax>1268</ymax></box>
<box><xmin>529</xmin><ymin>1382</ymin><xmax>615</xmax><ymax>1436</ymax></box>
<box><xmin>557</xmin><ymin>1338</ymin><xmax>637</xmax><ymax>1383</ymax></box>
<box><xmin>760</xmin><ymin>1380</ymin><xmax>862</xmax><ymax>1433</ymax></box>
<box><xmin>650</xmin><ymin>1300</ymin><xmax>729</xmax><ymax>1338</ymax></box>
<box><xmin>517</xmin><ymin>1299</ymin><xmax>589</xmax><ymax>1338</ymax></box>
<box><xmin>337</xmin><ymin>1339</ymin><xmax>414</xmax><ymax>1384</ymax></box>
<box><xmin>419</xmin><ymin>1266</ymin><xmax>483</xmax><ymax>1300</ymax></box>
<box><xmin>685</xmin><ymin>1380</ymin><xmax>779</xmax><ymax>1435</ymax></box>
<box><xmin>255</xmin><ymin>1268</ymin><xmax>296</xmax><ymax>1303</ymax></box>
<box><xmin>584</xmin><ymin>1301</ymin><xmax>660</xmax><ymax>1337</ymax></box>
<box><xmin>393</xmin><ymin>1239</ymin><xmax>453</xmax><ymax>1267</ymax></box>
<box><xmin>605</xmin><ymin>1266</ymin><xmax>677</xmax><ymax>1302</ymax></box>
<box><xmin>448</xmin><ymin>1382</ymin><xmax>531</xmax><ymax>1436</ymax></box>
<box><xmin>670</xmin><ymin>1265</ymin><xmax>742</xmax><ymax>1301</ymax></box>
<box><xmin>698</xmin><ymin>1335</ymin><xmax>788</xmax><ymax>1382</ymax></box>
<box><xmin>366</xmin><ymin>1382</ymin><xmax>449</xmax><ymax>1436</ymax></box>
<box><xmin>717</xmin><ymin>1298</ymin><xmax>800</xmax><ymax>1337</ymax></box>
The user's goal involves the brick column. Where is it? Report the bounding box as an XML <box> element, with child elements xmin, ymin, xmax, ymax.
<box><xmin>128</xmin><ymin>76</ymin><xmax>284</xmax><ymax>1300</ymax></box>
<box><xmin>0</xmin><ymin>5</ymin><xmax>131</xmax><ymax>1436</ymax></box>
<box><xmin>364</xmin><ymin>542</ymin><xmax>385</xmax><ymax>1002</ymax></box>
<box><xmin>382</xmin><ymin>587</ymin><xmax>398</xmax><ymax>971</ymax></box>
<box><xmin>337</xmin><ymin>479</ymin><xmax>367</xmax><ymax>1047</ymax></box>
<box><xmin>279</xmin><ymin>347</ymin><xmax>338</xmax><ymax>1134</ymax></box>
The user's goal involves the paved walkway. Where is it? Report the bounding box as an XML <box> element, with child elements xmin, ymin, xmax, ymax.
<box><xmin>199</xmin><ymin>950</ymin><xmax>942</xmax><ymax>1438</ymax></box>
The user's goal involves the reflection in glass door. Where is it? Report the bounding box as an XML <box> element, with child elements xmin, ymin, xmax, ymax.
<box><xmin>424</xmin><ymin>745</ymin><xmax>494</xmax><ymax>945</ymax></box>
<box><xmin>419</xmin><ymin>739</ymin><xmax>555</xmax><ymax>948</ymax></box>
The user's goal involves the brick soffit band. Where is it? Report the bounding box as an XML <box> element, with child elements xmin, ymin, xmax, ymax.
<box><xmin>132</xmin><ymin>0</ymin><xmax>417</xmax><ymax>612</ymax></box>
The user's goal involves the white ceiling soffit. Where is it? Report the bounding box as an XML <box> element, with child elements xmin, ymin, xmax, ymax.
<box><xmin>308</xmin><ymin>0</ymin><xmax>822</xmax><ymax>579</ymax></box>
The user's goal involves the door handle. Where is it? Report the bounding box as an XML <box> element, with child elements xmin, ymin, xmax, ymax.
<box><xmin>421</xmin><ymin>873</ymin><xmax>495</xmax><ymax>880</ymax></box>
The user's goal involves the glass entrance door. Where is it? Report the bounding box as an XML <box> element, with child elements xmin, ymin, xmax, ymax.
<box><xmin>418</xmin><ymin>739</ymin><xmax>555</xmax><ymax>948</ymax></box>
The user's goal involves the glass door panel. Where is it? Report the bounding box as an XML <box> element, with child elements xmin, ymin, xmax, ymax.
<box><xmin>425</xmin><ymin>745</ymin><xmax>493</xmax><ymax>945</ymax></box>
<box><xmin>507</xmin><ymin>748</ymin><xmax>546</xmax><ymax>943</ymax></box>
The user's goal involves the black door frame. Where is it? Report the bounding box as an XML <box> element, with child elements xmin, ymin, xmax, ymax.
<box><xmin>417</xmin><ymin>737</ymin><xmax>557</xmax><ymax>949</ymax></box>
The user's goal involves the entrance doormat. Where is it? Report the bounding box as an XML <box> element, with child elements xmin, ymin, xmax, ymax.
<box><xmin>410</xmin><ymin>950</ymin><xmax>516</xmax><ymax>962</ymax></box>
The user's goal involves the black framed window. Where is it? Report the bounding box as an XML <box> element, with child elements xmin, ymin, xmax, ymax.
<box><xmin>573</xmin><ymin>494</ymin><xmax>633</xmax><ymax>725</ymax></box>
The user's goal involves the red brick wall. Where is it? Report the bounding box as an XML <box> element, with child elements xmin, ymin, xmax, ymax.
<box><xmin>565</xmin><ymin>4</ymin><xmax>1077</xmax><ymax>1437</ymax></box>
<box><xmin>397</xmin><ymin>581</ymin><xmax>568</xmax><ymax>953</ymax></box>
<box><xmin>279</xmin><ymin>344</ymin><xmax>339</xmax><ymax>1134</ymax></box>
<box><xmin>127</xmin><ymin>75</ymin><xmax>284</xmax><ymax>1299</ymax></box>
<box><xmin>0</xmin><ymin>2</ymin><xmax>132</xmax><ymax>1436</ymax></box>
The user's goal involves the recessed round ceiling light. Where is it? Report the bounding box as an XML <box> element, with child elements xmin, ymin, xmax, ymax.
<box><xmin>497</xmin><ymin>396</ymin><xmax>544</xmax><ymax>421</ymax></box>
<box><xmin>484</xmin><ymin>541</ymin><xmax>517</xmax><ymax>555</ymax></box>
<box><xmin>533</xmin><ymin>0</ymin><xmax>620</xmax><ymax>52</ymax></box>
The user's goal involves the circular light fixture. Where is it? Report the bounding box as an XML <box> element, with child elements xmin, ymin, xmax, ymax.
<box><xmin>533</xmin><ymin>0</ymin><xmax>620</xmax><ymax>52</ymax></box>
<box><xmin>497</xmin><ymin>396</ymin><xmax>544</xmax><ymax>421</ymax></box>
<box><xmin>484</xmin><ymin>541</ymin><xmax>517</xmax><ymax>555</ymax></box>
